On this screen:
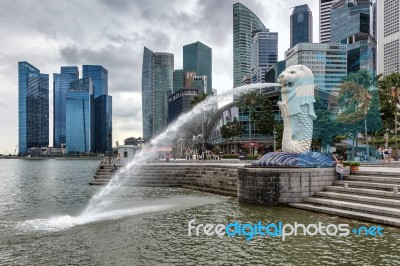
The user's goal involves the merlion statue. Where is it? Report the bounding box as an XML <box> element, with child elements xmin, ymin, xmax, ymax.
<box><xmin>277</xmin><ymin>65</ymin><xmax>316</xmax><ymax>153</ymax></box>
<box><xmin>252</xmin><ymin>65</ymin><xmax>332</xmax><ymax>167</ymax></box>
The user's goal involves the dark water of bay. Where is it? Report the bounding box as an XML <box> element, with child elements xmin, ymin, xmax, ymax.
<box><xmin>0</xmin><ymin>159</ymin><xmax>399</xmax><ymax>265</ymax></box>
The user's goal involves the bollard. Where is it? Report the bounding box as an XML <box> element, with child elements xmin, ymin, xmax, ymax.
<box><xmin>394</xmin><ymin>187</ymin><xmax>399</xmax><ymax>193</ymax></box>
<box><xmin>344</xmin><ymin>183</ymin><xmax>349</xmax><ymax>189</ymax></box>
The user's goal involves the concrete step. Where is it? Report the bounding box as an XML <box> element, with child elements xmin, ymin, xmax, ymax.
<box><xmin>335</xmin><ymin>180</ymin><xmax>400</xmax><ymax>191</ymax></box>
<box><xmin>353</xmin><ymin>170</ymin><xmax>400</xmax><ymax>177</ymax></box>
<box><xmin>304</xmin><ymin>197</ymin><xmax>400</xmax><ymax>218</ymax></box>
<box><xmin>325</xmin><ymin>186</ymin><xmax>400</xmax><ymax>199</ymax></box>
<box><xmin>315</xmin><ymin>191</ymin><xmax>400</xmax><ymax>207</ymax></box>
<box><xmin>347</xmin><ymin>175</ymin><xmax>400</xmax><ymax>183</ymax></box>
<box><xmin>289</xmin><ymin>203</ymin><xmax>400</xmax><ymax>227</ymax></box>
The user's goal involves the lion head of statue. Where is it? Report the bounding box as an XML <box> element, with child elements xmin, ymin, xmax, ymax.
<box><xmin>277</xmin><ymin>65</ymin><xmax>316</xmax><ymax>118</ymax></box>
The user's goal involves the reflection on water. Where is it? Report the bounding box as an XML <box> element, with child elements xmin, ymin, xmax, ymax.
<box><xmin>0</xmin><ymin>159</ymin><xmax>400</xmax><ymax>265</ymax></box>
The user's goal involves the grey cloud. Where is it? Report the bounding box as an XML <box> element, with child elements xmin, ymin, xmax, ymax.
<box><xmin>0</xmin><ymin>101</ymin><xmax>8</xmax><ymax>108</ymax></box>
<box><xmin>59</xmin><ymin>44</ymin><xmax>143</xmax><ymax>93</ymax></box>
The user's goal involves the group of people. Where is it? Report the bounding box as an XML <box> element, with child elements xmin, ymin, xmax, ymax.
<box><xmin>378</xmin><ymin>146</ymin><xmax>392</xmax><ymax>162</ymax></box>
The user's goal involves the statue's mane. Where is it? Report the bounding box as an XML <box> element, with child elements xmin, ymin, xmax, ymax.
<box><xmin>284</xmin><ymin>65</ymin><xmax>316</xmax><ymax>119</ymax></box>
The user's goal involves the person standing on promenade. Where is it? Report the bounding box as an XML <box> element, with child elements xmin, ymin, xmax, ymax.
<box><xmin>388</xmin><ymin>147</ymin><xmax>392</xmax><ymax>162</ymax></box>
<box><xmin>383</xmin><ymin>147</ymin><xmax>388</xmax><ymax>162</ymax></box>
<box><xmin>378</xmin><ymin>147</ymin><xmax>383</xmax><ymax>161</ymax></box>
<box><xmin>333</xmin><ymin>155</ymin><xmax>344</xmax><ymax>181</ymax></box>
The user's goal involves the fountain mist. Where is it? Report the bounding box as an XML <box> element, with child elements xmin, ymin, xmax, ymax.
<box><xmin>20</xmin><ymin>83</ymin><xmax>280</xmax><ymax>231</ymax></box>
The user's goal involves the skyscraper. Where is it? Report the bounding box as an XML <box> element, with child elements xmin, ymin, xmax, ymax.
<box><xmin>94</xmin><ymin>95</ymin><xmax>112</xmax><ymax>153</ymax></box>
<box><xmin>320</xmin><ymin>0</ymin><xmax>334</xmax><ymax>43</ymax></box>
<box><xmin>330</xmin><ymin>0</ymin><xmax>376</xmax><ymax>75</ymax></box>
<box><xmin>82</xmin><ymin>65</ymin><xmax>108</xmax><ymax>99</ymax></box>
<box><xmin>183</xmin><ymin>41</ymin><xmax>212</xmax><ymax>94</ymax></box>
<box><xmin>377</xmin><ymin>0</ymin><xmax>400</xmax><ymax>75</ymax></box>
<box><xmin>285</xmin><ymin>43</ymin><xmax>348</xmax><ymax>94</ymax></box>
<box><xmin>141</xmin><ymin>47</ymin><xmax>174</xmax><ymax>139</ymax></box>
<box><xmin>290</xmin><ymin>4</ymin><xmax>313</xmax><ymax>48</ymax></box>
<box><xmin>251</xmin><ymin>30</ymin><xmax>278</xmax><ymax>83</ymax></box>
<box><xmin>18</xmin><ymin>62</ymin><xmax>49</xmax><ymax>155</ymax></box>
<box><xmin>66</xmin><ymin>77</ymin><xmax>94</xmax><ymax>153</ymax></box>
<box><xmin>82</xmin><ymin>65</ymin><xmax>112</xmax><ymax>153</ymax></box>
<box><xmin>233</xmin><ymin>2</ymin><xmax>267</xmax><ymax>87</ymax></box>
<box><xmin>53</xmin><ymin>66</ymin><xmax>79</xmax><ymax>148</ymax></box>
<box><xmin>173</xmin><ymin>69</ymin><xmax>184</xmax><ymax>93</ymax></box>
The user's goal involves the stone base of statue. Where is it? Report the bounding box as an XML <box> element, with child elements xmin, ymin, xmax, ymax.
<box><xmin>251</xmin><ymin>152</ymin><xmax>333</xmax><ymax>168</ymax></box>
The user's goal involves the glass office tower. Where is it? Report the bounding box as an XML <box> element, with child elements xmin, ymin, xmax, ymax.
<box><xmin>330</xmin><ymin>0</ymin><xmax>377</xmax><ymax>75</ymax></box>
<box><xmin>66</xmin><ymin>77</ymin><xmax>94</xmax><ymax>153</ymax></box>
<box><xmin>82</xmin><ymin>65</ymin><xmax>112</xmax><ymax>153</ymax></box>
<box><xmin>173</xmin><ymin>69</ymin><xmax>185</xmax><ymax>93</ymax></box>
<box><xmin>94</xmin><ymin>95</ymin><xmax>112</xmax><ymax>153</ymax></box>
<box><xmin>285</xmin><ymin>43</ymin><xmax>348</xmax><ymax>94</ymax></box>
<box><xmin>141</xmin><ymin>47</ymin><xmax>174</xmax><ymax>139</ymax></box>
<box><xmin>290</xmin><ymin>4</ymin><xmax>313</xmax><ymax>48</ymax></box>
<box><xmin>251</xmin><ymin>30</ymin><xmax>278</xmax><ymax>83</ymax></box>
<box><xmin>233</xmin><ymin>2</ymin><xmax>267</xmax><ymax>87</ymax></box>
<box><xmin>18</xmin><ymin>62</ymin><xmax>49</xmax><ymax>155</ymax></box>
<box><xmin>82</xmin><ymin>65</ymin><xmax>108</xmax><ymax>99</ymax></box>
<box><xmin>53</xmin><ymin>66</ymin><xmax>79</xmax><ymax>148</ymax></box>
<box><xmin>183</xmin><ymin>41</ymin><xmax>212</xmax><ymax>94</ymax></box>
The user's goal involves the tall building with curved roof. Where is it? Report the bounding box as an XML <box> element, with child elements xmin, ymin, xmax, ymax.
<box><xmin>233</xmin><ymin>2</ymin><xmax>267</xmax><ymax>88</ymax></box>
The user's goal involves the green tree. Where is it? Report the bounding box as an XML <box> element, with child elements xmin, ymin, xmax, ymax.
<box><xmin>220</xmin><ymin>117</ymin><xmax>243</xmax><ymax>144</ymax></box>
<box><xmin>238</xmin><ymin>91</ymin><xmax>275</xmax><ymax>135</ymax></box>
<box><xmin>378</xmin><ymin>72</ymin><xmax>400</xmax><ymax>160</ymax></box>
<box><xmin>312</xmin><ymin>97</ymin><xmax>338</xmax><ymax>152</ymax></box>
<box><xmin>190</xmin><ymin>93</ymin><xmax>208</xmax><ymax>108</ymax></box>
<box><xmin>336</xmin><ymin>70</ymin><xmax>380</xmax><ymax>159</ymax></box>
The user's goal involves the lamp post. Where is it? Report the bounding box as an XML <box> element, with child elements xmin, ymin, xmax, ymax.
<box><xmin>392</xmin><ymin>86</ymin><xmax>399</xmax><ymax>160</ymax></box>
<box><xmin>364</xmin><ymin>106</ymin><xmax>369</xmax><ymax>161</ymax></box>
<box><xmin>178</xmin><ymin>138</ymin><xmax>184</xmax><ymax>158</ymax></box>
<box><xmin>273</xmin><ymin>127</ymin><xmax>277</xmax><ymax>152</ymax></box>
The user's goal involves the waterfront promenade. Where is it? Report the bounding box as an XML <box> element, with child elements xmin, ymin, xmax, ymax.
<box><xmin>91</xmin><ymin>160</ymin><xmax>400</xmax><ymax>227</ymax></box>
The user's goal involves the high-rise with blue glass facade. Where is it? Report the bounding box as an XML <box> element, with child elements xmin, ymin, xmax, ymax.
<box><xmin>290</xmin><ymin>4</ymin><xmax>313</xmax><ymax>48</ymax></box>
<box><xmin>82</xmin><ymin>65</ymin><xmax>112</xmax><ymax>153</ymax></box>
<box><xmin>233</xmin><ymin>2</ymin><xmax>267</xmax><ymax>87</ymax></box>
<box><xmin>142</xmin><ymin>47</ymin><xmax>174</xmax><ymax>139</ymax></box>
<box><xmin>82</xmin><ymin>65</ymin><xmax>108</xmax><ymax>98</ymax></box>
<box><xmin>18</xmin><ymin>62</ymin><xmax>49</xmax><ymax>155</ymax></box>
<box><xmin>251</xmin><ymin>30</ymin><xmax>278</xmax><ymax>83</ymax></box>
<box><xmin>53</xmin><ymin>66</ymin><xmax>79</xmax><ymax>148</ymax></box>
<box><xmin>66</xmin><ymin>77</ymin><xmax>94</xmax><ymax>153</ymax></box>
<box><xmin>330</xmin><ymin>0</ymin><xmax>377</xmax><ymax>75</ymax></box>
<box><xmin>183</xmin><ymin>41</ymin><xmax>212</xmax><ymax>94</ymax></box>
<box><xmin>173</xmin><ymin>69</ymin><xmax>184</xmax><ymax>93</ymax></box>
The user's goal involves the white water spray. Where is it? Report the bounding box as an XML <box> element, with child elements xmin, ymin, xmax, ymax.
<box><xmin>20</xmin><ymin>83</ymin><xmax>280</xmax><ymax>231</ymax></box>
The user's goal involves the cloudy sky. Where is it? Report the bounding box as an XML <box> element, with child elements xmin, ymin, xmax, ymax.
<box><xmin>0</xmin><ymin>0</ymin><xmax>319</xmax><ymax>154</ymax></box>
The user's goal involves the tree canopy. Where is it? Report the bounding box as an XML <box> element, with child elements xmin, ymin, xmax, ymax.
<box><xmin>238</xmin><ymin>91</ymin><xmax>275</xmax><ymax>135</ymax></box>
<box><xmin>220</xmin><ymin>117</ymin><xmax>243</xmax><ymax>142</ymax></box>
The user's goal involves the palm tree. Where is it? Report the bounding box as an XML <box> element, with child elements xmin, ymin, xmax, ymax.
<box><xmin>337</xmin><ymin>70</ymin><xmax>376</xmax><ymax>160</ymax></box>
<box><xmin>378</xmin><ymin>72</ymin><xmax>400</xmax><ymax>160</ymax></box>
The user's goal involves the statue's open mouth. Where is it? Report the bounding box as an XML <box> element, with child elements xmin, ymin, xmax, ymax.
<box><xmin>281</xmin><ymin>81</ymin><xmax>293</xmax><ymax>88</ymax></box>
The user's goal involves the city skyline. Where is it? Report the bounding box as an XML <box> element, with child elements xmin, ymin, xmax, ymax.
<box><xmin>0</xmin><ymin>0</ymin><xmax>320</xmax><ymax>153</ymax></box>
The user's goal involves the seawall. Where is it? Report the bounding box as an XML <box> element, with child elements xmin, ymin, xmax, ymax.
<box><xmin>91</xmin><ymin>163</ymin><xmax>338</xmax><ymax>204</ymax></box>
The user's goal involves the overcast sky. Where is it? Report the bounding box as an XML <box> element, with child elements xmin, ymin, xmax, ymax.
<box><xmin>0</xmin><ymin>0</ymin><xmax>319</xmax><ymax>154</ymax></box>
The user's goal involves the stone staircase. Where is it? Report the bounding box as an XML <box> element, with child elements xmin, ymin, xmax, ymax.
<box><xmin>290</xmin><ymin>167</ymin><xmax>400</xmax><ymax>227</ymax></box>
<box><xmin>90</xmin><ymin>163</ymin><xmax>239</xmax><ymax>197</ymax></box>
